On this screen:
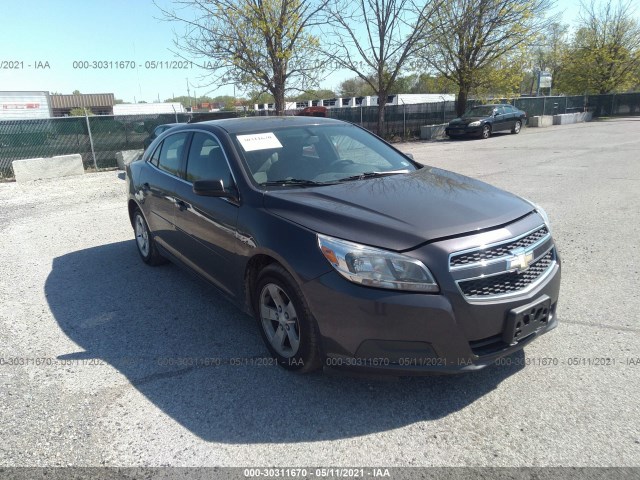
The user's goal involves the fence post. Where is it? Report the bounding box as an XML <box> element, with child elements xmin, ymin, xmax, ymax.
<box><xmin>611</xmin><ymin>94</ymin><xmax>615</xmax><ymax>116</ymax></box>
<box><xmin>402</xmin><ymin>101</ymin><xmax>406</xmax><ymax>139</ymax></box>
<box><xmin>85</xmin><ymin>112</ymin><xmax>98</xmax><ymax>171</ymax></box>
<box><xmin>542</xmin><ymin>97</ymin><xmax>546</xmax><ymax>116</ymax></box>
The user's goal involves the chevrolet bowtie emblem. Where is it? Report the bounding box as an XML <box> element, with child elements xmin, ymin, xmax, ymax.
<box><xmin>508</xmin><ymin>247</ymin><xmax>535</xmax><ymax>272</ymax></box>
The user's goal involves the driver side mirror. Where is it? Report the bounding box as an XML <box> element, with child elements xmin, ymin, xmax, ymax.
<box><xmin>193</xmin><ymin>179</ymin><xmax>237</xmax><ymax>199</ymax></box>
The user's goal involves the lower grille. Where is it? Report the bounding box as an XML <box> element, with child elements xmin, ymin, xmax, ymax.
<box><xmin>459</xmin><ymin>249</ymin><xmax>555</xmax><ymax>298</ymax></box>
<box><xmin>469</xmin><ymin>334</ymin><xmax>508</xmax><ymax>356</ymax></box>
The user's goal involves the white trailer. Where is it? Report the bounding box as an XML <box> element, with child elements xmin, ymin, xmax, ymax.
<box><xmin>0</xmin><ymin>91</ymin><xmax>52</xmax><ymax>120</ymax></box>
<box><xmin>113</xmin><ymin>102</ymin><xmax>186</xmax><ymax>116</ymax></box>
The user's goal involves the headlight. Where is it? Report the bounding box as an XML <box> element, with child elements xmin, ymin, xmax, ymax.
<box><xmin>536</xmin><ymin>204</ymin><xmax>552</xmax><ymax>233</ymax></box>
<box><xmin>317</xmin><ymin>234</ymin><xmax>439</xmax><ymax>292</ymax></box>
<box><xmin>468</xmin><ymin>121</ymin><xmax>481</xmax><ymax>127</ymax></box>
<box><xmin>524</xmin><ymin>199</ymin><xmax>552</xmax><ymax>233</ymax></box>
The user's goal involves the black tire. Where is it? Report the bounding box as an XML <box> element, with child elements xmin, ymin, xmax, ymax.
<box><xmin>133</xmin><ymin>208</ymin><xmax>167</xmax><ymax>266</ymax></box>
<box><xmin>511</xmin><ymin>120</ymin><xmax>522</xmax><ymax>134</ymax></box>
<box><xmin>254</xmin><ymin>264</ymin><xmax>322</xmax><ymax>373</ymax></box>
<box><xmin>480</xmin><ymin>124</ymin><xmax>491</xmax><ymax>139</ymax></box>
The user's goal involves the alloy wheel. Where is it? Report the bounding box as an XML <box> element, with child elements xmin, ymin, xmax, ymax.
<box><xmin>259</xmin><ymin>283</ymin><xmax>301</xmax><ymax>358</ymax></box>
<box><xmin>135</xmin><ymin>214</ymin><xmax>150</xmax><ymax>258</ymax></box>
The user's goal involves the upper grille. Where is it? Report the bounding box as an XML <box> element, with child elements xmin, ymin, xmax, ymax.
<box><xmin>450</xmin><ymin>226</ymin><xmax>549</xmax><ymax>268</ymax></box>
<box><xmin>458</xmin><ymin>249</ymin><xmax>555</xmax><ymax>298</ymax></box>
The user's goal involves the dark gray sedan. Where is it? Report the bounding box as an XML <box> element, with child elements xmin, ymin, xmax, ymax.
<box><xmin>126</xmin><ymin>116</ymin><xmax>560</xmax><ymax>374</ymax></box>
<box><xmin>446</xmin><ymin>104</ymin><xmax>527</xmax><ymax>139</ymax></box>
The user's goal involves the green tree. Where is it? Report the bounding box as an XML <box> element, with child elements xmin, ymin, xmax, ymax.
<box><xmin>422</xmin><ymin>0</ymin><xmax>556</xmax><ymax>116</ymax></box>
<box><xmin>410</xmin><ymin>73</ymin><xmax>458</xmax><ymax>93</ymax></box>
<box><xmin>337</xmin><ymin>77</ymin><xmax>376</xmax><ymax>97</ymax></box>
<box><xmin>325</xmin><ymin>0</ymin><xmax>438</xmax><ymax>134</ymax></box>
<box><xmin>158</xmin><ymin>0</ymin><xmax>330</xmax><ymax>115</ymax></box>
<box><xmin>556</xmin><ymin>0</ymin><xmax>640</xmax><ymax>94</ymax></box>
<box><xmin>247</xmin><ymin>90</ymin><xmax>276</xmax><ymax>106</ymax></box>
<box><xmin>69</xmin><ymin>107</ymin><xmax>93</xmax><ymax>116</ymax></box>
<box><xmin>289</xmin><ymin>89</ymin><xmax>337</xmax><ymax>101</ymax></box>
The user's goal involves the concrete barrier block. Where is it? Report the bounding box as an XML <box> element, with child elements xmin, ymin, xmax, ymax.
<box><xmin>420</xmin><ymin>123</ymin><xmax>447</xmax><ymax>140</ymax></box>
<box><xmin>116</xmin><ymin>149</ymin><xmax>144</xmax><ymax>170</ymax></box>
<box><xmin>529</xmin><ymin>116</ymin><xmax>554</xmax><ymax>127</ymax></box>
<box><xmin>577</xmin><ymin>112</ymin><xmax>593</xmax><ymax>122</ymax></box>
<box><xmin>12</xmin><ymin>154</ymin><xmax>84</xmax><ymax>183</ymax></box>
<box><xmin>553</xmin><ymin>113</ymin><xmax>581</xmax><ymax>125</ymax></box>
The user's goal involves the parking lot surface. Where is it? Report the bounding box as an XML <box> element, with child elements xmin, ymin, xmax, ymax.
<box><xmin>0</xmin><ymin>118</ymin><xmax>639</xmax><ymax>467</ymax></box>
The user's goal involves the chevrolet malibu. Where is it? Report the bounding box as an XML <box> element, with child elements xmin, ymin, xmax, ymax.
<box><xmin>126</xmin><ymin>117</ymin><xmax>560</xmax><ymax>374</ymax></box>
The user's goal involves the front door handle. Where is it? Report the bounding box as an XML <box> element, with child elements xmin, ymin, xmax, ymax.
<box><xmin>175</xmin><ymin>199</ymin><xmax>188</xmax><ymax>211</ymax></box>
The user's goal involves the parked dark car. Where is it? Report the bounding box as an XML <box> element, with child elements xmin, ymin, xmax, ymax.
<box><xmin>446</xmin><ymin>104</ymin><xmax>527</xmax><ymax>139</ymax></box>
<box><xmin>143</xmin><ymin>123</ymin><xmax>182</xmax><ymax>150</ymax></box>
<box><xmin>126</xmin><ymin>117</ymin><xmax>560</xmax><ymax>375</ymax></box>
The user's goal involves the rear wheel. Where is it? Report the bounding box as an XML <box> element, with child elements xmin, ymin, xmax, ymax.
<box><xmin>511</xmin><ymin>120</ymin><xmax>522</xmax><ymax>134</ymax></box>
<box><xmin>481</xmin><ymin>124</ymin><xmax>491</xmax><ymax>139</ymax></box>
<box><xmin>133</xmin><ymin>208</ymin><xmax>166</xmax><ymax>265</ymax></box>
<box><xmin>255</xmin><ymin>264</ymin><xmax>321</xmax><ymax>373</ymax></box>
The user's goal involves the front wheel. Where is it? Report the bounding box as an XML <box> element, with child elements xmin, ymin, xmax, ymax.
<box><xmin>511</xmin><ymin>120</ymin><xmax>522</xmax><ymax>134</ymax></box>
<box><xmin>255</xmin><ymin>264</ymin><xmax>321</xmax><ymax>373</ymax></box>
<box><xmin>480</xmin><ymin>124</ymin><xmax>491</xmax><ymax>139</ymax></box>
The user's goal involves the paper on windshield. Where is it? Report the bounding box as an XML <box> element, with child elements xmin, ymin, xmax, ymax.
<box><xmin>236</xmin><ymin>132</ymin><xmax>283</xmax><ymax>152</ymax></box>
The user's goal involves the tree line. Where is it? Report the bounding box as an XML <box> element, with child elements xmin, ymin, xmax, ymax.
<box><xmin>156</xmin><ymin>0</ymin><xmax>640</xmax><ymax>132</ymax></box>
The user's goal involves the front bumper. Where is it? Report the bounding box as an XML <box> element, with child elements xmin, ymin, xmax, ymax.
<box><xmin>302</xmin><ymin>217</ymin><xmax>561</xmax><ymax>375</ymax></box>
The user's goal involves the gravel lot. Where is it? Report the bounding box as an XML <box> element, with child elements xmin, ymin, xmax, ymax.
<box><xmin>0</xmin><ymin>118</ymin><xmax>639</xmax><ymax>468</ymax></box>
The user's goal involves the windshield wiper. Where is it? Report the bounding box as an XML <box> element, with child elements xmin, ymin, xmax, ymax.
<box><xmin>337</xmin><ymin>169</ymin><xmax>410</xmax><ymax>183</ymax></box>
<box><xmin>261</xmin><ymin>178</ymin><xmax>327</xmax><ymax>187</ymax></box>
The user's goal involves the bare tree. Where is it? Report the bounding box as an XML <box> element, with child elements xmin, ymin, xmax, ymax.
<box><xmin>157</xmin><ymin>0</ymin><xmax>329</xmax><ymax>115</ymax></box>
<box><xmin>558</xmin><ymin>0</ymin><xmax>640</xmax><ymax>94</ymax></box>
<box><xmin>423</xmin><ymin>0</ymin><xmax>556</xmax><ymax>116</ymax></box>
<box><xmin>325</xmin><ymin>0</ymin><xmax>438</xmax><ymax>135</ymax></box>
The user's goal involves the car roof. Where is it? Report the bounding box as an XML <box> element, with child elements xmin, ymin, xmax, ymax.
<box><xmin>170</xmin><ymin>116</ymin><xmax>346</xmax><ymax>134</ymax></box>
<box><xmin>472</xmin><ymin>104</ymin><xmax>512</xmax><ymax>107</ymax></box>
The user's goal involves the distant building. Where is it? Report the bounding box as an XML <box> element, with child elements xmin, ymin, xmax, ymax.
<box><xmin>0</xmin><ymin>91</ymin><xmax>52</xmax><ymax>120</ymax></box>
<box><xmin>0</xmin><ymin>92</ymin><xmax>118</xmax><ymax>119</ymax></box>
<box><xmin>255</xmin><ymin>94</ymin><xmax>456</xmax><ymax>111</ymax></box>
<box><xmin>113</xmin><ymin>102</ymin><xmax>185</xmax><ymax>116</ymax></box>
<box><xmin>50</xmin><ymin>93</ymin><xmax>115</xmax><ymax>116</ymax></box>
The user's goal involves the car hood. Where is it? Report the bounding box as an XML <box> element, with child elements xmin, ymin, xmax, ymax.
<box><xmin>449</xmin><ymin>116</ymin><xmax>486</xmax><ymax>125</ymax></box>
<box><xmin>263</xmin><ymin>167</ymin><xmax>534</xmax><ymax>251</ymax></box>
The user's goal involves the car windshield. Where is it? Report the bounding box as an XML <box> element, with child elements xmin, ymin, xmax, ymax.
<box><xmin>233</xmin><ymin>124</ymin><xmax>418</xmax><ymax>186</ymax></box>
<box><xmin>463</xmin><ymin>106</ymin><xmax>496</xmax><ymax>117</ymax></box>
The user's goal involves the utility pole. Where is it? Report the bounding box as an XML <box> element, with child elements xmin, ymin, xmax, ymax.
<box><xmin>186</xmin><ymin>78</ymin><xmax>191</xmax><ymax>111</ymax></box>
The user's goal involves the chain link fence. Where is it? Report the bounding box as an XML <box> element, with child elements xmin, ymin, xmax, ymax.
<box><xmin>0</xmin><ymin>112</ymin><xmax>238</xmax><ymax>179</ymax></box>
<box><xmin>327</xmin><ymin>101</ymin><xmax>458</xmax><ymax>138</ymax></box>
<box><xmin>2</xmin><ymin>93</ymin><xmax>639</xmax><ymax>179</ymax></box>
